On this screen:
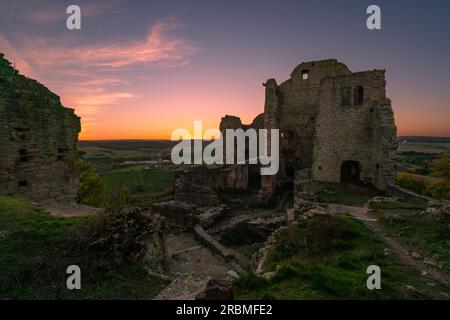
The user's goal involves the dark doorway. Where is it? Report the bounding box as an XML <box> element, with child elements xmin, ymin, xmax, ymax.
<box><xmin>340</xmin><ymin>161</ymin><xmax>361</xmax><ymax>182</ymax></box>
<box><xmin>248</xmin><ymin>164</ymin><xmax>261</xmax><ymax>190</ymax></box>
<box><xmin>354</xmin><ymin>86</ymin><xmax>364</xmax><ymax>106</ymax></box>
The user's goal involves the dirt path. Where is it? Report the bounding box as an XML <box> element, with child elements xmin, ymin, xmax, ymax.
<box><xmin>40</xmin><ymin>203</ymin><xmax>100</xmax><ymax>217</ymax></box>
<box><xmin>328</xmin><ymin>203</ymin><xmax>449</xmax><ymax>298</ymax></box>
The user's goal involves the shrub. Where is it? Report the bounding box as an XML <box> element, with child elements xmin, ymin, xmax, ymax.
<box><xmin>424</xmin><ymin>181</ymin><xmax>450</xmax><ymax>200</ymax></box>
<box><xmin>396</xmin><ymin>172</ymin><xmax>426</xmax><ymax>194</ymax></box>
<box><xmin>75</xmin><ymin>160</ymin><xmax>106</xmax><ymax>207</ymax></box>
<box><xmin>430</xmin><ymin>155</ymin><xmax>450</xmax><ymax>180</ymax></box>
<box><xmin>266</xmin><ymin>216</ymin><xmax>359</xmax><ymax>265</ymax></box>
<box><xmin>234</xmin><ymin>272</ymin><xmax>269</xmax><ymax>289</ymax></box>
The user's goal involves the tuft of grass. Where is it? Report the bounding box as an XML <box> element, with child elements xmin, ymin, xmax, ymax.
<box><xmin>369</xmin><ymin>200</ymin><xmax>426</xmax><ymax>213</ymax></box>
<box><xmin>100</xmin><ymin>168</ymin><xmax>174</xmax><ymax>196</ymax></box>
<box><xmin>317</xmin><ymin>182</ymin><xmax>385</xmax><ymax>206</ymax></box>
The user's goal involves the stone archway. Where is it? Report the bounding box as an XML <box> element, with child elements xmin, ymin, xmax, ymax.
<box><xmin>340</xmin><ymin>160</ymin><xmax>361</xmax><ymax>182</ymax></box>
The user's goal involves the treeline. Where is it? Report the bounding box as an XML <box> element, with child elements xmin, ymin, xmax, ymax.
<box><xmin>398</xmin><ymin>136</ymin><xmax>450</xmax><ymax>143</ymax></box>
<box><xmin>397</xmin><ymin>155</ymin><xmax>450</xmax><ymax>200</ymax></box>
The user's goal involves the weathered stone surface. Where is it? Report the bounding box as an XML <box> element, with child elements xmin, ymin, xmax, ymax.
<box><xmin>252</xmin><ymin>226</ymin><xmax>288</xmax><ymax>273</ymax></box>
<box><xmin>0</xmin><ymin>53</ymin><xmax>80</xmax><ymax>203</ymax></box>
<box><xmin>154</xmin><ymin>273</ymin><xmax>211</xmax><ymax>300</ymax></box>
<box><xmin>219</xmin><ymin>59</ymin><xmax>398</xmax><ymax>202</ymax></box>
<box><xmin>426</xmin><ymin>200</ymin><xmax>450</xmax><ymax>215</ymax></box>
<box><xmin>197</xmin><ymin>204</ymin><xmax>226</xmax><ymax>228</ymax></box>
<box><xmin>174</xmin><ymin>166</ymin><xmax>222</xmax><ymax>207</ymax></box>
<box><xmin>151</xmin><ymin>200</ymin><xmax>196</xmax><ymax>227</ymax></box>
<box><xmin>195</xmin><ymin>279</ymin><xmax>234</xmax><ymax>300</ymax></box>
<box><xmin>193</xmin><ymin>224</ymin><xmax>234</xmax><ymax>261</ymax></box>
<box><xmin>84</xmin><ymin>208</ymin><xmax>171</xmax><ymax>275</ymax></box>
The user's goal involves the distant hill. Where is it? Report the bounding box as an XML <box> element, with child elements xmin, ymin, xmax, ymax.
<box><xmin>398</xmin><ymin>136</ymin><xmax>450</xmax><ymax>143</ymax></box>
<box><xmin>79</xmin><ymin>140</ymin><xmax>177</xmax><ymax>150</ymax></box>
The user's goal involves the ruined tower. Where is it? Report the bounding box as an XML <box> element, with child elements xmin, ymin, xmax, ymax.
<box><xmin>0</xmin><ymin>53</ymin><xmax>81</xmax><ymax>203</ymax></box>
<box><xmin>219</xmin><ymin>59</ymin><xmax>398</xmax><ymax>199</ymax></box>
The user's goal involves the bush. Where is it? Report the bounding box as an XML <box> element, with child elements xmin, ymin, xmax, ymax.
<box><xmin>266</xmin><ymin>216</ymin><xmax>358</xmax><ymax>266</ymax></box>
<box><xmin>396</xmin><ymin>172</ymin><xmax>426</xmax><ymax>194</ymax></box>
<box><xmin>397</xmin><ymin>171</ymin><xmax>450</xmax><ymax>200</ymax></box>
<box><xmin>424</xmin><ymin>181</ymin><xmax>450</xmax><ymax>200</ymax></box>
<box><xmin>234</xmin><ymin>272</ymin><xmax>269</xmax><ymax>289</ymax></box>
<box><xmin>75</xmin><ymin>160</ymin><xmax>106</xmax><ymax>207</ymax></box>
<box><xmin>430</xmin><ymin>155</ymin><xmax>450</xmax><ymax>180</ymax></box>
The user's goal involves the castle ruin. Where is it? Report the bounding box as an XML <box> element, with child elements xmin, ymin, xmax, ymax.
<box><xmin>0</xmin><ymin>54</ymin><xmax>81</xmax><ymax>203</ymax></box>
<box><xmin>219</xmin><ymin>59</ymin><xmax>398</xmax><ymax>201</ymax></box>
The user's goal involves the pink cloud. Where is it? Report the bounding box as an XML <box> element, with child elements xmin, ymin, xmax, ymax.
<box><xmin>28</xmin><ymin>20</ymin><xmax>198</xmax><ymax>70</ymax></box>
<box><xmin>0</xmin><ymin>19</ymin><xmax>199</xmax><ymax>136</ymax></box>
<box><xmin>27</xmin><ymin>2</ymin><xmax>120</xmax><ymax>24</ymax></box>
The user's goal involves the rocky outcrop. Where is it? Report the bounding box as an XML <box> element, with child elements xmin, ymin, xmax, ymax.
<box><xmin>426</xmin><ymin>200</ymin><xmax>450</xmax><ymax>215</ymax></box>
<box><xmin>151</xmin><ymin>200</ymin><xmax>196</xmax><ymax>227</ymax></box>
<box><xmin>0</xmin><ymin>53</ymin><xmax>80</xmax><ymax>203</ymax></box>
<box><xmin>86</xmin><ymin>207</ymin><xmax>171</xmax><ymax>275</ymax></box>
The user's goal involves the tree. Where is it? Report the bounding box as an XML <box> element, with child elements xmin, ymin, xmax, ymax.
<box><xmin>430</xmin><ymin>155</ymin><xmax>450</xmax><ymax>181</ymax></box>
<box><xmin>75</xmin><ymin>160</ymin><xmax>106</xmax><ymax>207</ymax></box>
<box><xmin>424</xmin><ymin>181</ymin><xmax>450</xmax><ymax>200</ymax></box>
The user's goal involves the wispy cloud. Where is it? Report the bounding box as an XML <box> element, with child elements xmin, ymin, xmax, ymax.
<box><xmin>29</xmin><ymin>20</ymin><xmax>198</xmax><ymax>70</ymax></box>
<box><xmin>0</xmin><ymin>18</ymin><xmax>199</xmax><ymax>136</ymax></box>
<box><xmin>27</xmin><ymin>2</ymin><xmax>120</xmax><ymax>24</ymax></box>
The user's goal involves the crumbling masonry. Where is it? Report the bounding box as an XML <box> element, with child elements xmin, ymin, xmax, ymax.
<box><xmin>0</xmin><ymin>54</ymin><xmax>81</xmax><ymax>203</ymax></box>
<box><xmin>219</xmin><ymin>59</ymin><xmax>398</xmax><ymax>201</ymax></box>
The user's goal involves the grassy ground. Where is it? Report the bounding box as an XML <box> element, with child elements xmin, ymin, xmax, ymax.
<box><xmin>370</xmin><ymin>200</ymin><xmax>450</xmax><ymax>274</ymax></box>
<box><xmin>317</xmin><ymin>182</ymin><xmax>385</xmax><ymax>206</ymax></box>
<box><xmin>234</xmin><ymin>215</ymin><xmax>433</xmax><ymax>299</ymax></box>
<box><xmin>100</xmin><ymin>167</ymin><xmax>174</xmax><ymax>195</ymax></box>
<box><xmin>0</xmin><ymin>195</ymin><xmax>168</xmax><ymax>299</ymax></box>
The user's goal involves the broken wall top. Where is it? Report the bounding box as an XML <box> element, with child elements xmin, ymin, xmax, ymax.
<box><xmin>0</xmin><ymin>53</ymin><xmax>69</xmax><ymax>111</ymax></box>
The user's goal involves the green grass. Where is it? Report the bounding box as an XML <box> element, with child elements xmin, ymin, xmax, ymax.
<box><xmin>234</xmin><ymin>215</ymin><xmax>433</xmax><ymax>299</ymax></box>
<box><xmin>317</xmin><ymin>182</ymin><xmax>385</xmax><ymax>206</ymax></box>
<box><xmin>369</xmin><ymin>200</ymin><xmax>426</xmax><ymax>213</ymax></box>
<box><xmin>372</xmin><ymin>201</ymin><xmax>450</xmax><ymax>274</ymax></box>
<box><xmin>100</xmin><ymin>167</ymin><xmax>174</xmax><ymax>195</ymax></box>
<box><xmin>0</xmin><ymin>195</ymin><xmax>168</xmax><ymax>299</ymax></box>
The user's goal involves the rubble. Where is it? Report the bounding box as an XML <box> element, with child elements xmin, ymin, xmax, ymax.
<box><xmin>426</xmin><ymin>200</ymin><xmax>450</xmax><ymax>215</ymax></box>
<box><xmin>150</xmin><ymin>200</ymin><xmax>196</xmax><ymax>228</ymax></box>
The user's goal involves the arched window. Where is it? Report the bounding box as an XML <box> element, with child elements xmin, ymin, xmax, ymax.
<box><xmin>354</xmin><ymin>86</ymin><xmax>364</xmax><ymax>106</ymax></box>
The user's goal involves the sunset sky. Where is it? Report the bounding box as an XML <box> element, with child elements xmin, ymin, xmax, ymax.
<box><xmin>0</xmin><ymin>0</ymin><xmax>449</xmax><ymax>139</ymax></box>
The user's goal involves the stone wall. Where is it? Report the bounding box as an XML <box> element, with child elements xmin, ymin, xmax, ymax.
<box><xmin>311</xmin><ymin>69</ymin><xmax>398</xmax><ymax>189</ymax></box>
<box><xmin>218</xmin><ymin>59</ymin><xmax>398</xmax><ymax>197</ymax></box>
<box><xmin>0</xmin><ymin>53</ymin><xmax>81</xmax><ymax>203</ymax></box>
<box><xmin>174</xmin><ymin>165</ymin><xmax>248</xmax><ymax>207</ymax></box>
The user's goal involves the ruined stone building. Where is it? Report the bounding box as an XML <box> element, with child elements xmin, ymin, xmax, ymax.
<box><xmin>220</xmin><ymin>59</ymin><xmax>398</xmax><ymax>200</ymax></box>
<box><xmin>0</xmin><ymin>54</ymin><xmax>81</xmax><ymax>203</ymax></box>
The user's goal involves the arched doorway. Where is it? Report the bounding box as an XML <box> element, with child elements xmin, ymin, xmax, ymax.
<box><xmin>354</xmin><ymin>86</ymin><xmax>364</xmax><ymax>106</ymax></box>
<box><xmin>340</xmin><ymin>160</ymin><xmax>361</xmax><ymax>182</ymax></box>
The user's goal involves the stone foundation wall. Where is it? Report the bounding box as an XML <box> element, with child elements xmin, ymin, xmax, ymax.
<box><xmin>174</xmin><ymin>165</ymin><xmax>248</xmax><ymax>207</ymax></box>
